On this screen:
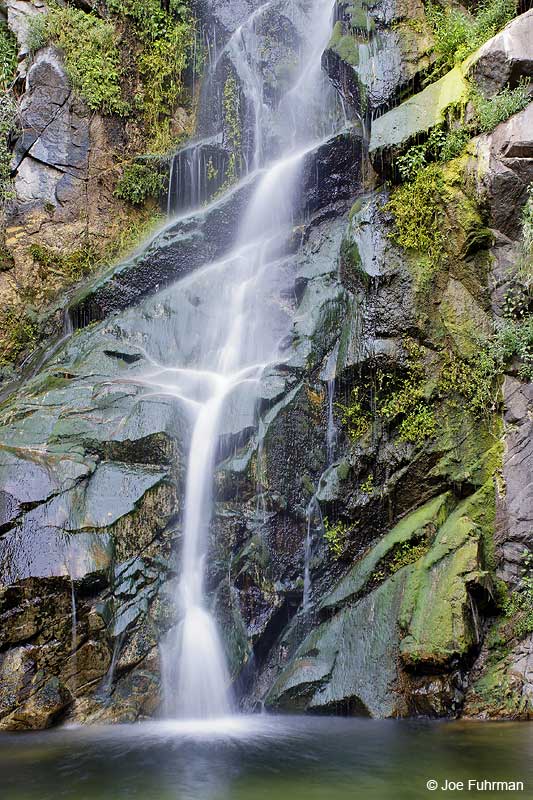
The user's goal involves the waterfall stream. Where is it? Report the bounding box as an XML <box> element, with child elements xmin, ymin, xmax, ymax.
<box><xmin>159</xmin><ymin>0</ymin><xmax>344</xmax><ymax>718</ymax></box>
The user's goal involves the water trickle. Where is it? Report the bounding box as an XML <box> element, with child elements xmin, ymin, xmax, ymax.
<box><xmin>70</xmin><ymin>579</ymin><xmax>77</xmax><ymax>692</ymax></box>
<box><xmin>99</xmin><ymin>632</ymin><xmax>124</xmax><ymax>699</ymax></box>
<box><xmin>158</xmin><ymin>0</ymin><xmax>344</xmax><ymax>719</ymax></box>
<box><xmin>303</xmin><ymin>495</ymin><xmax>323</xmax><ymax>612</ymax></box>
<box><xmin>322</xmin><ymin>342</ymin><xmax>340</xmax><ymax>466</ymax></box>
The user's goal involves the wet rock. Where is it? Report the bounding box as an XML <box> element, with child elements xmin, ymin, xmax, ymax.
<box><xmin>369</xmin><ymin>66</ymin><xmax>469</xmax><ymax>162</ymax></box>
<box><xmin>267</xmin><ymin>568</ymin><xmax>409</xmax><ymax>717</ymax></box>
<box><xmin>0</xmin><ymin>676</ymin><xmax>72</xmax><ymax>731</ymax></box>
<box><xmin>496</xmin><ymin>378</ymin><xmax>533</xmax><ymax>586</ymax></box>
<box><xmin>468</xmin><ymin>10</ymin><xmax>533</xmax><ymax>96</ymax></box>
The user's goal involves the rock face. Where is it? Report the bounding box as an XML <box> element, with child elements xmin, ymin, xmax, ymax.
<box><xmin>1</xmin><ymin>5</ymin><xmax>130</xmax><ymax>308</ymax></box>
<box><xmin>468</xmin><ymin>10</ymin><xmax>533</xmax><ymax>96</ymax></box>
<box><xmin>1</xmin><ymin>0</ymin><xmax>533</xmax><ymax>729</ymax></box>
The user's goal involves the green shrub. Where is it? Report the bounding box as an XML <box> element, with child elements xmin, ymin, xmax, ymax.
<box><xmin>0</xmin><ymin>21</ymin><xmax>18</xmax><ymax>89</ymax></box>
<box><xmin>108</xmin><ymin>0</ymin><xmax>194</xmax><ymax>151</ymax></box>
<box><xmin>114</xmin><ymin>161</ymin><xmax>166</xmax><ymax>205</ymax></box>
<box><xmin>426</xmin><ymin>0</ymin><xmax>517</xmax><ymax>74</ymax></box>
<box><xmin>472</xmin><ymin>82</ymin><xmax>530</xmax><ymax>133</ymax></box>
<box><xmin>504</xmin><ymin>551</ymin><xmax>533</xmax><ymax>640</ymax></box>
<box><xmin>0</xmin><ymin>91</ymin><xmax>16</xmax><ymax>204</ymax></box>
<box><xmin>29</xmin><ymin>5</ymin><xmax>128</xmax><ymax>115</ymax></box>
<box><xmin>492</xmin><ymin>317</ymin><xmax>533</xmax><ymax>381</ymax></box>
<box><xmin>336</xmin><ymin>387</ymin><xmax>372</xmax><ymax>440</ymax></box>
<box><xmin>323</xmin><ymin>517</ymin><xmax>350</xmax><ymax>559</ymax></box>
<box><xmin>26</xmin><ymin>13</ymin><xmax>49</xmax><ymax>54</ymax></box>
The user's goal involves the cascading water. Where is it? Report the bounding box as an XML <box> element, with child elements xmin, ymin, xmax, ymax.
<box><xmin>159</xmin><ymin>0</ymin><xmax>345</xmax><ymax>718</ymax></box>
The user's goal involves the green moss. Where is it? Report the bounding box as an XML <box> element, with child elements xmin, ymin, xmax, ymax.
<box><xmin>346</xmin><ymin>0</ymin><xmax>375</xmax><ymax>33</ymax></box>
<box><xmin>114</xmin><ymin>160</ymin><xmax>166</xmax><ymax>205</ymax></box>
<box><xmin>386</xmin><ymin>163</ymin><xmax>446</xmax><ymax>266</ymax></box>
<box><xmin>321</xmin><ymin>493</ymin><xmax>454</xmax><ymax>610</ymax></box>
<box><xmin>340</xmin><ymin>237</ymin><xmax>369</xmax><ymax>286</ymax></box>
<box><xmin>0</xmin><ymin>307</ymin><xmax>38</xmax><ymax>366</ymax></box>
<box><xmin>28</xmin><ymin>242</ymin><xmax>99</xmax><ymax>285</ymax></box>
<box><xmin>399</xmin><ymin>484</ymin><xmax>495</xmax><ymax>667</ymax></box>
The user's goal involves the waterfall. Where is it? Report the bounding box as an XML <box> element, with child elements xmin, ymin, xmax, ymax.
<box><xmin>159</xmin><ymin>0</ymin><xmax>344</xmax><ymax>719</ymax></box>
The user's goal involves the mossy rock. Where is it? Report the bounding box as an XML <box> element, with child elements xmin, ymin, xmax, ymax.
<box><xmin>321</xmin><ymin>492</ymin><xmax>454</xmax><ymax>612</ymax></box>
<box><xmin>370</xmin><ymin>67</ymin><xmax>470</xmax><ymax>154</ymax></box>
<box><xmin>399</xmin><ymin>485</ymin><xmax>495</xmax><ymax>667</ymax></box>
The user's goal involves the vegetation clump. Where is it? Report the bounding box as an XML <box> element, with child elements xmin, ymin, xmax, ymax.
<box><xmin>338</xmin><ymin>340</ymin><xmax>438</xmax><ymax>448</ymax></box>
<box><xmin>28</xmin><ymin>5</ymin><xmax>128</xmax><ymax>115</ymax></box>
<box><xmin>438</xmin><ymin>348</ymin><xmax>500</xmax><ymax>418</ymax></box>
<box><xmin>107</xmin><ymin>0</ymin><xmax>195</xmax><ymax>151</ymax></box>
<box><xmin>503</xmin><ymin>551</ymin><xmax>533</xmax><ymax>640</ymax></box>
<box><xmin>0</xmin><ymin>307</ymin><xmax>38</xmax><ymax>367</ymax></box>
<box><xmin>0</xmin><ymin>23</ymin><xmax>18</xmax><ymax>205</ymax></box>
<box><xmin>472</xmin><ymin>82</ymin><xmax>530</xmax><ymax>133</ymax></box>
<box><xmin>385</xmin><ymin>163</ymin><xmax>446</xmax><ymax>266</ymax></box>
<box><xmin>323</xmin><ymin>517</ymin><xmax>350</xmax><ymax>559</ymax></box>
<box><xmin>114</xmin><ymin>160</ymin><xmax>166</xmax><ymax>205</ymax></box>
<box><xmin>336</xmin><ymin>387</ymin><xmax>372</xmax><ymax>441</ymax></box>
<box><xmin>222</xmin><ymin>75</ymin><xmax>242</xmax><ymax>188</ymax></box>
<box><xmin>28</xmin><ymin>242</ymin><xmax>100</xmax><ymax>286</ymax></box>
<box><xmin>372</xmin><ymin>537</ymin><xmax>430</xmax><ymax>583</ymax></box>
<box><xmin>426</xmin><ymin>0</ymin><xmax>517</xmax><ymax>75</ymax></box>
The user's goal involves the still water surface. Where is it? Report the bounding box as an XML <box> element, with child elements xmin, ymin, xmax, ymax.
<box><xmin>1</xmin><ymin>716</ymin><xmax>532</xmax><ymax>800</ymax></box>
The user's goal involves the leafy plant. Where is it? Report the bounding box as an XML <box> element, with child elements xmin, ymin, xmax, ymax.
<box><xmin>323</xmin><ymin>517</ymin><xmax>350</xmax><ymax>559</ymax></box>
<box><xmin>0</xmin><ymin>21</ymin><xmax>18</xmax><ymax>89</ymax></box>
<box><xmin>360</xmin><ymin>474</ymin><xmax>374</xmax><ymax>495</ymax></box>
<box><xmin>397</xmin><ymin>405</ymin><xmax>438</xmax><ymax>443</ymax></box>
<box><xmin>426</xmin><ymin>0</ymin><xmax>517</xmax><ymax>75</ymax></box>
<box><xmin>438</xmin><ymin>348</ymin><xmax>500</xmax><ymax>418</ymax></box>
<box><xmin>28</xmin><ymin>5</ymin><xmax>128</xmax><ymax>115</ymax></box>
<box><xmin>472</xmin><ymin>82</ymin><xmax>530</xmax><ymax>133</ymax></box>
<box><xmin>371</xmin><ymin>538</ymin><xmax>430</xmax><ymax>584</ymax></box>
<box><xmin>114</xmin><ymin>161</ymin><xmax>166</xmax><ymax>205</ymax></box>
<box><xmin>108</xmin><ymin>0</ymin><xmax>195</xmax><ymax>151</ymax></box>
<box><xmin>336</xmin><ymin>387</ymin><xmax>372</xmax><ymax>440</ymax></box>
<box><xmin>385</xmin><ymin>163</ymin><xmax>446</xmax><ymax>266</ymax></box>
<box><xmin>503</xmin><ymin>550</ymin><xmax>533</xmax><ymax>640</ymax></box>
<box><xmin>0</xmin><ymin>91</ymin><xmax>17</xmax><ymax>205</ymax></box>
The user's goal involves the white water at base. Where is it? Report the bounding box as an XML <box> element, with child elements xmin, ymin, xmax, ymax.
<box><xmin>159</xmin><ymin>0</ymin><xmax>343</xmax><ymax>718</ymax></box>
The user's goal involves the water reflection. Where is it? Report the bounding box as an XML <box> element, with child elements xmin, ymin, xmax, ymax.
<box><xmin>1</xmin><ymin>717</ymin><xmax>532</xmax><ymax>800</ymax></box>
